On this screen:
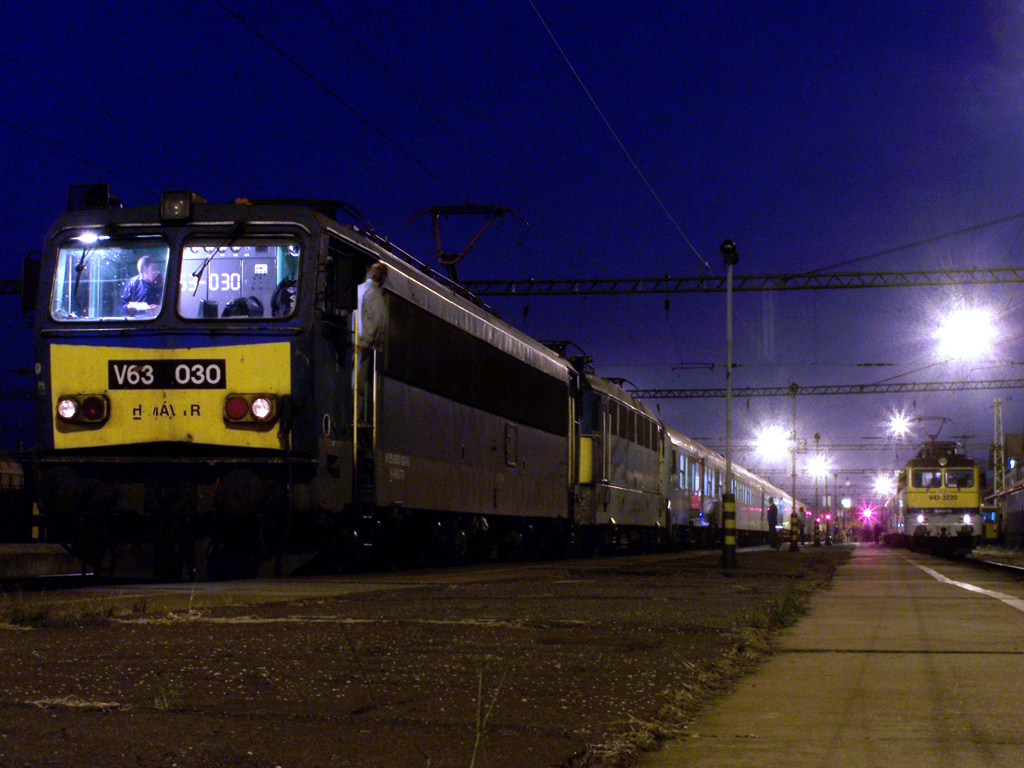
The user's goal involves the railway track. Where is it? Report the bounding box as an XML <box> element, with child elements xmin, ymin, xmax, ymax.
<box><xmin>964</xmin><ymin>552</ymin><xmax>1024</xmax><ymax>577</ymax></box>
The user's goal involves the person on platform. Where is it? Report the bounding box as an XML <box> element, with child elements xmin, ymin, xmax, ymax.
<box><xmin>767</xmin><ymin>497</ymin><xmax>779</xmax><ymax>550</ymax></box>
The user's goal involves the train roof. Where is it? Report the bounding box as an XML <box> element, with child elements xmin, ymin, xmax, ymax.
<box><xmin>329</xmin><ymin>223</ymin><xmax>573</xmax><ymax>383</ymax></box>
<box><xmin>584</xmin><ymin>375</ymin><xmax>659</xmax><ymax>418</ymax></box>
<box><xmin>45</xmin><ymin>191</ymin><xmax>573</xmax><ymax>384</ymax></box>
<box><xmin>907</xmin><ymin>441</ymin><xmax>975</xmax><ymax>468</ymax></box>
<box><xmin>662</xmin><ymin>425</ymin><xmax>793</xmax><ymax>503</ymax></box>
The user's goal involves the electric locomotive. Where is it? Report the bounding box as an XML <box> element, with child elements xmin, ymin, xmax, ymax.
<box><xmin>572</xmin><ymin>372</ymin><xmax>666</xmax><ymax>552</ymax></box>
<box><xmin>895</xmin><ymin>441</ymin><xmax>981</xmax><ymax>556</ymax></box>
<box><xmin>25</xmin><ymin>185</ymin><xmax>807</xmax><ymax>579</ymax></box>
<box><xmin>27</xmin><ymin>185</ymin><xmax>579</xmax><ymax>578</ymax></box>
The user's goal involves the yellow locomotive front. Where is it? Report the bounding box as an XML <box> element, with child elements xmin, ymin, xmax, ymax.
<box><xmin>31</xmin><ymin>188</ymin><xmax>323</xmax><ymax>579</ymax></box>
<box><xmin>896</xmin><ymin>441</ymin><xmax>981</xmax><ymax>555</ymax></box>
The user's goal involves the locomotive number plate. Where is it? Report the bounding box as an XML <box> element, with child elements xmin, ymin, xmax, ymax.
<box><xmin>108</xmin><ymin>359</ymin><xmax>227</xmax><ymax>389</ymax></box>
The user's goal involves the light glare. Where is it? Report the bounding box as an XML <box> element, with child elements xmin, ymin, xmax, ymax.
<box><xmin>755</xmin><ymin>424</ymin><xmax>790</xmax><ymax>462</ymax></box>
<box><xmin>808</xmin><ymin>454</ymin><xmax>830</xmax><ymax>478</ymax></box>
<box><xmin>935</xmin><ymin>306</ymin><xmax>996</xmax><ymax>361</ymax></box>
<box><xmin>873</xmin><ymin>474</ymin><xmax>896</xmax><ymax>496</ymax></box>
<box><xmin>887</xmin><ymin>409</ymin><xmax>913</xmax><ymax>439</ymax></box>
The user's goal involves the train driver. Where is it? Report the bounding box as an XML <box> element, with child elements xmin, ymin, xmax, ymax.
<box><xmin>120</xmin><ymin>255</ymin><xmax>164</xmax><ymax>317</ymax></box>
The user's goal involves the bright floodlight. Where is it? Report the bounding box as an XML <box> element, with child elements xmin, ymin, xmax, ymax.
<box><xmin>935</xmin><ymin>306</ymin><xmax>997</xmax><ymax>361</ymax></box>
<box><xmin>808</xmin><ymin>453</ymin><xmax>830</xmax><ymax>479</ymax></box>
<box><xmin>873</xmin><ymin>474</ymin><xmax>896</xmax><ymax>496</ymax></box>
<box><xmin>887</xmin><ymin>409</ymin><xmax>913</xmax><ymax>439</ymax></box>
<box><xmin>755</xmin><ymin>425</ymin><xmax>790</xmax><ymax>462</ymax></box>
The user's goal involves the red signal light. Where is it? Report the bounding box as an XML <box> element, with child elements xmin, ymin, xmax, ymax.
<box><xmin>225</xmin><ymin>396</ymin><xmax>251</xmax><ymax>421</ymax></box>
<box><xmin>81</xmin><ymin>396</ymin><xmax>107</xmax><ymax>421</ymax></box>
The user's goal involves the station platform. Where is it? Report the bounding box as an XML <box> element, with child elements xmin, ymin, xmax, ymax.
<box><xmin>642</xmin><ymin>544</ymin><xmax>1024</xmax><ymax>768</ymax></box>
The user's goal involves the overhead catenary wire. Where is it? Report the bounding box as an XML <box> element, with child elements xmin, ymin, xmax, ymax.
<box><xmin>2</xmin><ymin>51</ymin><xmax>220</xmax><ymax>182</ymax></box>
<box><xmin>210</xmin><ymin>0</ymin><xmax>454</xmax><ymax>196</ymax></box>
<box><xmin>527</xmin><ymin>0</ymin><xmax>710</xmax><ymax>273</ymax></box>
<box><xmin>303</xmin><ymin>0</ymin><xmax>564</xmax><ymax>279</ymax></box>
<box><xmin>0</xmin><ymin>116</ymin><xmax>157</xmax><ymax>197</ymax></box>
<box><xmin>804</xmin><ymin>211</ymin><xmax>1024</xmax><ymax>274</ymax></box>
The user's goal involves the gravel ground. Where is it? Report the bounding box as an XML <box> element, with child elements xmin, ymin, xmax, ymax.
<box><xmin>0</xmin><ymin>546</ymin><xmax>850</xmax><ymax>768</ymax></box>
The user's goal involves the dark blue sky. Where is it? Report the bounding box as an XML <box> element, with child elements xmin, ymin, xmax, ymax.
<box><xmin>2</xmin><ymin>2</ymin><xmax>1023</xmax><ymax>501</ymax></box>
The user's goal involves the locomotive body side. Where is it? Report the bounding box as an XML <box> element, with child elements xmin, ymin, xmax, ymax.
<box><xmin>573</xmin><ymin>376</ymin><xmax>666</xmax><ymax>548</ymax></box>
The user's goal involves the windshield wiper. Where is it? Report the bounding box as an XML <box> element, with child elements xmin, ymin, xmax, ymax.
<box><xmin>73</xmin><ymin>245</ymin><xmax>93</xmax><ymax>298</ymax></box>
<box><xmin>191</xmin><ymin>222</ymin><xmax>246</xmax><ymax>296</ymax></box>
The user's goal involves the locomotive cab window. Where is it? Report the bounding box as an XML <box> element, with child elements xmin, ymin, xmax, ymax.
<box><xmin>50</xmin><ymin>237</ymin><xmax>170</xmax><ymax>321</ymax></box>
<box><xmin>911</xmin><ymin>470</ymin><xmax>943</xmax><ymax>488</ymax></box>
<box><xmin>178</xmin><ymin>238</ymin><xmax>300</xmax><ymax>320</ymax></box>
<box><xmin>945</xmin><ymin>469</ymin><xmax>974</xmax><ymax>488</ymax></box>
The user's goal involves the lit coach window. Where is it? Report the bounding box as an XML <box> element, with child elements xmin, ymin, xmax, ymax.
<box><xmin>224</xmin><ymin>394</ymin><xmax>278</xmax><ymax>424</ymax></box>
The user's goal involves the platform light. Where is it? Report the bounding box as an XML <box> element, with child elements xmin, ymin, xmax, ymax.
<box><xmin>808</xmin><ymin>454</ymin><xmax>830</xmax><ymax>479</ymax></box>
<box><xmin>887</xmin><ymin>409</ymin><xmax>913</xmax><ymax>439</ymax></box>
<box><xmin>754</xmin><ymin>424</ymin><xmax>790</xmax><ymax>463</ymax></box>
<box><xmin>873</xmin><ymin>474</ymin><xmax>896</xmax><ymax>496</ymax></box>
<box><xmin>935</xmin><ymin>305</ymin><xmax>997</xmax><ymax>361</ymax></box>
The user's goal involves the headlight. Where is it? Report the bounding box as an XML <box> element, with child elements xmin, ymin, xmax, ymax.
<box><xmin>224</xmin><ymin>394</ymin><xmax>278</xmax><ymax>424</ymax></box>
<box><xmin>56</xmin><ymin>397</ymin><xmax>78</xmax><ymax>420</ymax></box>
<box><xmin>55</xmin><ymin>394</ymin><xmax>109</xmax><ymax>425</ymax></box>
<box><xmin>917</xmin><ymin>514</ymin><xmax>926</xmax><ymax>525</ymax></box>
<box><xmin>250</xmin><ymin>397</ymin><xmax>274</xmax><ymax>421</ymax></box>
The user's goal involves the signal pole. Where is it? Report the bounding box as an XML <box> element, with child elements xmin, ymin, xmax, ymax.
<box><xmin>720</xmin><ymin>240</ymin><xmax>738</xmax><ymax>568</ymax></box>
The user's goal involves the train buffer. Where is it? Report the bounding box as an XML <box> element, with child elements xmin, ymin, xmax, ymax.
<box><xmin>641</xmin><ymin>545</ymin><xmax>1024</xmax><ymax>767</ymax></box>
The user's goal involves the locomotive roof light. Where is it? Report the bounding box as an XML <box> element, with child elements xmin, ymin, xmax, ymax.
<box><xmin>754</xmin><ymin>424</ymin><xmax>789</xmax><ymax>463</ymax></box>
<box><xmin>71</xmin><ymin>231</ymin><xmax>110</xmax><ymax>245</ymax></box>
<box><xmin>160</xmin><ymin>190</ymin><xmax>206</xmax><ymax>222</ymax></box>
<box><xmin>873</xmin><ymin>474</ymin><xmax>896</xmax><ymax>496</ymax></box>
